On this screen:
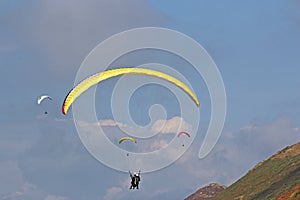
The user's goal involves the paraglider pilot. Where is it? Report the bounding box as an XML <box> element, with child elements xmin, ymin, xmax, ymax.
<box><xmin>129</xmin><ymin>170</ymin><xmax>141</xmax><ymax>190</ymax></box>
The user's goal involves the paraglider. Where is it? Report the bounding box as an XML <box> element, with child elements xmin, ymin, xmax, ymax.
<box><xmin>177</xmin><ymin>131</ymin><xmax>190</xmax><ymax>138</ymax></box>
<box><xmin>37</xmin><ymin>95</ymin><xmax>52</xmax><ymax>105</ymax></box>
<box><xmin>37</xmin><ymin>95</ymin><xmax>52</xmax><ymax>114</ymax></box>
<box><xmin>62</xmin><ymin>68</ymin><xmax>200</xmax><ymax>115</ymax></box>
<box><xmin>129</xmin><ymin>170</ymin><xmax>141</xmax><ymax>190</ymax></box>
<box><xmin>119</xmin><ymin>137</ymin><xmax>137</xmax><ymax>144</ymax></box>
<box><xmin>177</xmin><ymin>132</ymin><xmax>190</xmax><ymax>147</ymax></box>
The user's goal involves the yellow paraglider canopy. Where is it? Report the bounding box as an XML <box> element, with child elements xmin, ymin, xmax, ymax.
<box><xmin>118</xmin><ymin>137</ymin><xmax>137</xmax><ymax>144</ymax></box>
<box><xmin>62</xmin><ymin>68</ymin><xmax>200</xmax><ymax>115</ymax></box>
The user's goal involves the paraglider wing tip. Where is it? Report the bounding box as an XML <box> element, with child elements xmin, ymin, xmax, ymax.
<box><xmin>62</xmin><ymin>106</ymin><xmax>67</xmax><ymax>115</ymax></box>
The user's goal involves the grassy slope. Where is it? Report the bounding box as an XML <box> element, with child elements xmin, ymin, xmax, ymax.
<box><xmin>214</xmin><ymin>143</ymin><xmax>300</xmax><ymax>200</ymax></box>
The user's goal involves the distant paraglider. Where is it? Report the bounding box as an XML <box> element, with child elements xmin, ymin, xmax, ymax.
<box><xmin>177</xmin><ymin>132</ymin><xmax>190</xmax><ymax>148</ymax></box>
<box><xmin>37</xmin><ymin>95</ymin><xmax>52</xmax><ymax>114</ymax></box>
<box><xmin>177</xmin><ymin>131</ymin><xmax>190</xmax><ymax>138</ymax></box>
<box><xmin>119</xmin><ymin>137</ymin><xmax>137</xmax><ymax>144</ymax></box>
<box><xmin>119</xmin><ymin>137</ymin><xmax>137</xmax><ymax>157</ymax></box>
<box><xmin>37</xmin><ymin>95</ymin><xmax>52</xmax><ymax>105</ymax></box>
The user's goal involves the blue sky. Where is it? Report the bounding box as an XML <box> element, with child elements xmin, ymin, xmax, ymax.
<box><xmin>1</xmin><ymin>1</ymin><xmax>300</xmax><ymax>199</ymax></box>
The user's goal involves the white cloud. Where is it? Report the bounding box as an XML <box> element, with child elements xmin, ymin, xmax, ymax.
<box><xmin>151</xmin><ymin>116</ymin><xmax>192</xmax><ymax>134</ymax></box>
<box><xmin>247</xmin><ymin>117</ymin><xmax>300</xmax><ymax>148</ymax></box>
<box><xmin>44</xmin><ymin>195</ymin><xmax>69</xmax><ymax>200</ymax></box>
<box><xmin>293</xmin><ymin>127</ymin><xmax>300</xmax><ymax>133</ymax></box>
<box><xmin>0</xmin><ymin>161</ymin><xmax>25</xmax><ymax>196</ymax></box>
<box><xmin>76</xmin><ymin>117</ymin><xmax>192</xmax><ymax>139</ymax></box>
<box><xmin>77</xmin><ymin>116</ymin><xmax>192</xmax><ymax>134</ymax></box>
<box><xmin>0</xmin><ymin>181</ymin><xmax>37</xmax><ymax>200</ymax></box>
<box><xmin>54</xmin><ymin>118</ymin><xmax>73</xmax><ymax>122</ymax></box>
<box><xmin>2</xmin><ymin>184</ymin><xmax>69</xmax><ymax>200</ymax></box>
<box><xmin>239</xmin><ymin>125</ymin><xmax>258</xmax><ymax>132</ymax></box>
<box><xmin>151</xmin><ymin>188</ymin><xmax>173</xmax><ymax>198</ymax></box>
<box><xmin>76</xmin><ymin>118</ymin><xmax>192</xmax><ymax>153</ymax></box>
<box><xmin>150</xmin><ymin>140</ymin><xmax>168</xmax><ymax>151</ymax></box>
<box><xmin>20</xmin><ymin>183</ymin><xmax>36</xmax><ymax>194</ymax></box>
<box><xmin>102</xmin><ymin>187</ymin><xmax>123</xmax><ymax>200</ymax></box>
<box><xmin>98</xmin><ymin>119</ymin><xmax>127</xmax><ymax>128</ymax></box>
<box><xmin>77</xmin><ymin>119</ymin><xmax>127</xmax><ymax>129</ymax></box>
<box><xmin>1</xmin><ymin>191</ymin><xmax>23</xmax><ymax>200</ymax></box>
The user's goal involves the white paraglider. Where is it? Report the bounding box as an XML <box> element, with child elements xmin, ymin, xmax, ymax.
<box><xmin>37</xmin><ymin>95</ymin><xmax>52</xmax><ymax>105</ymax></box>
<box><xmin>37</xmin><ymin>95</ymin><xmax>52</xmax><ymax>114</ymax></box>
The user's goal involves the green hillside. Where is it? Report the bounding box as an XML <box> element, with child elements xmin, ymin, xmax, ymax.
<box><xmin>214</xmin><ymin>142</ymin><xmax>300</xmax><ymax>200</ymax></box>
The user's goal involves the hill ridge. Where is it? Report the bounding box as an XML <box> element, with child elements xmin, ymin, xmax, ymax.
<box><xmin>213</xmin><ymin>142</ymin><xmax>300</xmax><ymax>200</ymax></box>
<box><xmin>185</xmin><ymin>183</ymin><xmax>226</xmax><ymax>200</ymax></box>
